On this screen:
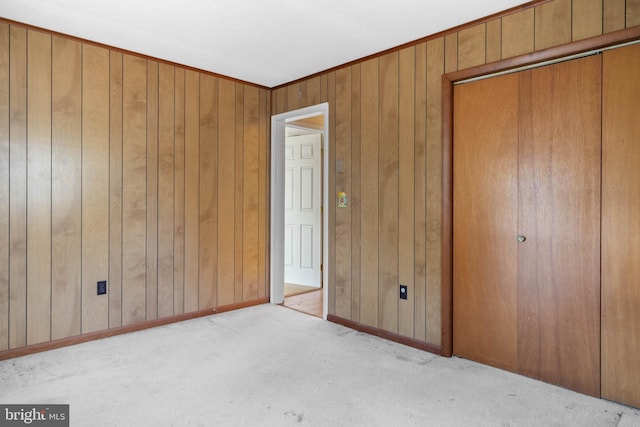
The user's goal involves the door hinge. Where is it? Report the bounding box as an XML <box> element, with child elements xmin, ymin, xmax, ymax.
<box><xmin>320</xmin><ymin>263</ymin><xmax>323</xmax><ymax>271</ymax></box>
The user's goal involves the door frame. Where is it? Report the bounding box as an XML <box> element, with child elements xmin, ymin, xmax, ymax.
<box><xmin>441</xmin><ymin>28</ymin><xmax>640</xmax><ymax>357</ymax></box>
<box><xmin>270</xmin><ymin>103</ymin><xmax>329</xmax><ymax>319</ymax></box>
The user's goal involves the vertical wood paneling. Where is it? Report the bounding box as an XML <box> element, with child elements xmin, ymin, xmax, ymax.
<box><xmin>234</xmin><ymin>85</ymin><xmax>244</xmax><ymax>302</ymax></box>
<box><xmin>146</xmin><ymin>61</ymin><xmax>159</xmax><ymax>321</ymax></box>
<box><xmin>82</xmin><ymin>44</ymin><xmax>110</xmax><ymax>334</ymax></box>
<box><xmin>217</xmin><ymin>79</ymin><xmax>235</xmax><ymax>306</ymax></box>
<box><xmin>307</xmin><ymin>76</ymin><xmax>321</xmax><ymax>107</ymax></box>
<box><xmin>328</xmin><ymin>71</ymin><xmax>336</xmax><ymax>315</ymax></box>
<box><xmin>335</xmin><ymin>67</ymin><xmax>352</xmax><ymax>319</ymax></box>
<box><xmin>604</xmin><ymin>0</ymin><xmax>626</xmax><ymax>32</ymax></box>
<box><xmin>173</xmin><ymin>68</ymin><xmax>185</xmax><ymax>315</ymax></box>
<box><xmin>535</xmin><ymin>0</ymin><xmax>572</xmax><ymax>51</ymax></box>
<box><xmin>413</xmin><ymin>42</ymin><xmax>427</xmax><ymax>342</ymax></box>
<box><xmin>1</xmin><ymin>21</ymin><xmax>272</xmax><ymax>356</ymax></box>
<box><xmin>199</xmin><ymin>74</ymin><xmax>218</xmax><ymax>309</ymax></box>
<box><xmin>287</xmin><ymin>84</ymin><xmax>300</xmax><ymax>111</ymax></box>
<box><xmin>502</xmin><ymin>8</ymin><xmax>535</xmax><ymax>59</ymax></box>
<box><xmin>51</xmin><ymin>36</ymin><xmax>82</xmax><ymax>340</ymax></box>
<box><xmin>258</xmin><ymin>88</ymin><xmax>268</xmax><ymax>299</ymax></box>
<box><xmin>628</xmin><ymin>0</ymin><xmax>640</xmax><ymax>27</ymax></box>
<box><xmin>109</xmin><ymin>51</ymin><xmax>123</xmax><ymax>328</ymax></box>
<box><xmin>398</xmin><ymin>47</ymin><xmax>415</xmax><ymax>338</ymax></box>
<box><xmin>121</xmin><ymin>54</ymin><xmax>147</xmax><ymax>325</ymax></box>
<box><xmin>486</xmin><ymin>19</ymin><xmax>502</xmax><ymax>63</ymax></box>
<box><xmin>9</xmin><ymin>26</ymin><xmax>27</xmax><ymax>349</ymax></box>
<box><xmin>425</xmin><ymin>37</ymin><xmax>444</xmax><ymax>345</ymax></box>
<box><xmin>243</xmin><ymin>86</ymin><xmax>260</xmax><ymax>301</ymax></box>
<box><xmin>444</xmin><ymin>33</ymin><xmax>458</xmax><ymax>73</ymax></box>
<box><xmin>573</xmin><ymin>0</ymin><xmax>603</xmax><ymax>41</ymax></box>
<box><xmin>26</xmin><ymin>30</ymin><xmax>52</xmax><ymax>345</ymax></box>
<box><xmin>458</xmin><ymin>24</ymin><xmax>486</xmax><ymax>70</ymax></box>
<box><xmin>157</xmin><ymin>63</ymin><xmax>175</xmax><ymax>318</ymax></box>
<box><xmin>274</xmin><ymin>87</ymin><xmax>286</xmax><ymax>115</ymax></box>
<box><xmin>0</xmin><ymin>23</ymin><xmax>9</xmax><ymax>350</ymax></box>
<box><xmin>359</xmin><ymin>58</ymin><xmax>379</xmax><ymax>327</ymax></box>
<box><xmin>350</xmin><ymin>63</ymin><xmax>362</xmax><ymax>323</ymax></box>
<box><xmin>183</xmin><ymin>70</ymin><xmax>199</xmax><ymax>313</ymax></box>
<box><xmin>378</xmin><ymin>52</ymin><xmax>399</xmax><ymax>333</ymax></box>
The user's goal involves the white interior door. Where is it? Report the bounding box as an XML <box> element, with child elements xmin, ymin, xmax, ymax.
<box><xmin>284</xmin><ymin>133</ymin><xmax>322</xmax><ymax>287</ymax></box>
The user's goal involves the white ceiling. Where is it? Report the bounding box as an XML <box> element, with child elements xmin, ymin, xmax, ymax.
<box><xmin>0</xmin><ymin>0</ymin><xmax>530</xmax><ymax>88</ymax></box>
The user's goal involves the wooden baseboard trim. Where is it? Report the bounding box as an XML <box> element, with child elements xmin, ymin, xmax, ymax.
<box><xmin>327</xmin><ymin>314</ymin><xmax>443</xmax><ymax>356</ymax></box>
<box><xmin>0</xmin><ymin>298</ymin><xmax>269</xmax><ymax>361</ymax></box>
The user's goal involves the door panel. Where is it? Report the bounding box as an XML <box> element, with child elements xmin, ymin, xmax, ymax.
<box><xmin>517</xmin><ymin>55</ymin><xmax>601</xmax><ymax>397</ymax></box>
<box><xmin>284</xmin><ymin>133</ymin><xmax>322</xmax><ymax>287</ymax></box>
<box><xmin>602</xmin><ymin>43</ymin><xmax>640</xmax><ymax>408</ymax></box>
<box><xmin>453</xmin><ymin>73</ymin><xmax>519</xmax><ymax>372</ymax></box>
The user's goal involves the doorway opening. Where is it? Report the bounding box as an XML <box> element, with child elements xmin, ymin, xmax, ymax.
<box><xmin>270</xmin><ymin>103</ymin><xmax>329</xmax><ymax>319</ymax></box>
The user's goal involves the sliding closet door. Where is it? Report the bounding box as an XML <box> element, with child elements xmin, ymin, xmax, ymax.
<box><xmin>453</xmin><ymin>73</ymin><xmax>519</xmax><ymax>372</ymax></box>
<box><xmin>602</xmin><ymin>43</ymin><xmax>640</xmax><ymax>409</ymax></box>
<box><xmin>517</xmin><ymin>55</ymin><xmax>601</xmax><ymax>397</ymax></box>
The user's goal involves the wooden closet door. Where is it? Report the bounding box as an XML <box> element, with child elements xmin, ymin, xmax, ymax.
<box><xmin>517</xmin><ymin>55</ymin><xmax>601</xmax><ymax>397</ymax></box>
<box><xmin>453</xmin><ymin>73</ymin><xmax>519</xmax><ymax>372</ymax></box>
<box><xmin>602</xmin><ymin>43</ymin><xmax>640</xmax><ymax>409</ymax></box>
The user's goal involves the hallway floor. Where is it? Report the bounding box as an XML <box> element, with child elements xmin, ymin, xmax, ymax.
<box><xmin>1</xmin><ymin>304</ymin><xmax>639</xmax><ymax>426</ymax></box>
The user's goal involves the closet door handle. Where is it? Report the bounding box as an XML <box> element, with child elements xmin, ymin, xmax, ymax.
<box><xmin>517</xmin><ymin>235</ymin><xmax>527</xmax><ymax>243</ymax></box>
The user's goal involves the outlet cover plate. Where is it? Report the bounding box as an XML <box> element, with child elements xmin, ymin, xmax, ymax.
<box><xmin>400</xmin><ymin>284</ymin><xmax>408</xmax><ymax>300</ymax></box>
<box><xmin>97</xmin><ymin>280</ymin><xmax>107</xmax><ymax>295</ymax></box>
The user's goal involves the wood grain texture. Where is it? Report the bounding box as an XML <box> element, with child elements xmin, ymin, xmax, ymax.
<box><xmin>398</xmin><ymin>47</ymin><xmax>415</xmax><ymax>338</ymax></box>
<box><xmin>146</xmin><ymin>61</ymin><xmax>159</xmax><ymax>321</ymax></box>
<box><xmin>243</xmin><ymin>86</ymin><xmax>260</xmax><ymax>301</ymax></box>
<box><xmin>0</xmin><ymin>23</ymin><xmax>9</xmax><ymax>350</ymax></box>
<box><xmin>572</xmin><ymin>0</ymin><xmax>603</xmax><ymax>41</ymax></box>
<box><xmin>601</xmin><ymin>43</ymin><xmax>640</xmax><ymax>409</ymax></box>
<box><xmin>517</xmin><ymin>56</ymin><xmax>601</xmax><ymax>397</ymax></box>
<box><xmin>335</xmin><ymin>67</ymin><xmax>352</xmax><ymax>319</ymax></box>
<box><xmin>359</xmin><ymin>58</ymin><xmax>379</xmax><ymax>327</ymax></box>
<box><xmin>457</xmin><ymin>23</ymin><xmax>486</xmax><ymax>70</ymax></box>
<box><xmin>157</xmin><ymin>63</ymin><xmax>175</xmax><ymax>318</ymax></box>
<box><xmin>604</xmin><ymin>0</ymin><xmax>626</xmax><ymax>32</ymax></box>
<box><xmin>9</xmin><ymin>25</ymin><xmax>27</xmax><ymax>349</ymax></box>
<box><xmin>183</xmin><ymin>69</ymin><xmax>199</xmax><ymax>313</ymax></box>
<box><xmin>486</xmin><ymin>19</ymin><xmax>502</xmax><ymax>63</ymax></box>
<box><xmin>258</xmin><ymin>88</ymin><xmax>268</xmax><ymax>299</ymax></box>
<box><xmin>628</xmin><ymin>0</ymin><xmax>640</xmax><ymax>27</ymax></box>
<box><xmin>26</xmin><ymin>29</ymin><xmax>52</xmax><ymax>345</ymax></box>
<box><xmin>121</xmin><ymin>54</ymin><xmax>148</xmax><ymax>325</ymax></box>
<box><xmin>350</xmin><ymin>63</ymin><xmax>361</xmax><ymax>323</ymax></box>
<box><xmin>173</xmin><ymin>67</ymin><xmax>185</xmax><ymax>315</ymax></box>
<box><xmin>425</xmin><ymin>37</ymin><xmax>444</xmax><ymax>346</ymax></box>
<box><xmin>198</xmin><ymin>74</ymin><xmax>218</xmax><ymax>309</ymax></box>
<box><xmin>328</xmin><ymin>71</ymin><xmax>336</xmax><ymax>315</ymax></box>
<box><xmin>217</xmin><ymin>78</ymin><xmax>235</xmax><ymax>307</ymax></box>
<box><xmin>535</xmin><ymin>0</ymin><xmax>572</xmax><ymax>51</ymax></box>
<box><xmin>82</xmin><ymin>44</ymin><xmax>110</xmax><ymax>334</ymax></box>
<box><xmin>378</xmin><ymin>52</ymin><xmax>399</xmax><ymax>333</ymax></box>
<box><xmin>444</xmin><ymin>33</ymin><xmax>458</xmax><ymax>73</ymax></box>
<box><xmin>109</xmin><ymin>51</ymin><xmax>124</xmax><ymax>328</ymax></box>
<box><xmin>234</xmin><ymin>85</ymin><xmax>244</xmax><ymax>302</ymax></box>
<box><xmin>306</xmin><ymin>76</ymin><xmax>321</xmax><ymax>107</ymax></box>
<box><xmin>413</xmin><ymin>42</ymin><xmax>427</xmax><ymax>342</ymax></box>
<box><xmin>51</xmin><ymin>36</ymin><xmax>82</xmax><ymax>340</ymax></box>
<box><xmin>453</xmin><ymin>73</ymin><xmax>519</xmax><ymax>372</ymax></box>
<box><xmin>502</xmin><ymin>8</ymin><xmax>535</xmax><ymax>59</ymax></box>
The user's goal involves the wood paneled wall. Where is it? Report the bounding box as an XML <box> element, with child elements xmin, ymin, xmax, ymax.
<box><xmin>272</xmin><ymin>0</ymin><xmax>640</xmax><ymax>347</ymax></box>
<box><xmin>0</xmin><ymin>22</ymin><xmax>270</xmax><ymax>351</ymax></box>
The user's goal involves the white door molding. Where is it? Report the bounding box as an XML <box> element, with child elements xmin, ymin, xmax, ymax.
<box><xmin>270</xmin><ymin>103</ymin><xmax>329</xmax><ymax>319</ymax></box>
